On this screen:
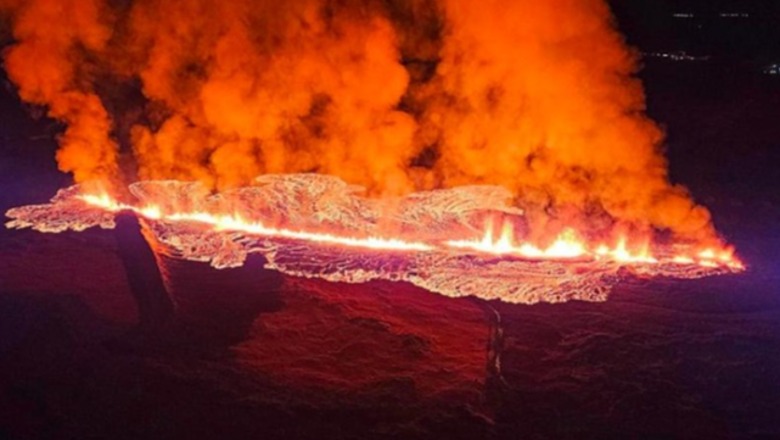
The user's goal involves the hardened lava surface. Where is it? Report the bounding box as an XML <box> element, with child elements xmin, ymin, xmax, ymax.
<box><xmin>6</xmin><ymin>174</ymin><xmax>738</xmax><ymax>304</ymax></box>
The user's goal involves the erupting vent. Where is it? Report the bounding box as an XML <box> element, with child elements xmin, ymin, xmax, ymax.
<box><xmin>6</xmin><ymin>174</ymin><xmax>742</xmax><ymax>304</ymax></box>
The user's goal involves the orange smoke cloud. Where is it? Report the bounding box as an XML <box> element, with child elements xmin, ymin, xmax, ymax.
<box><xmin>0</xmin><ymin>0</ymin><xmax>717</xmax><ymax>242</ymax></box>
<box><xmin>0</xmin><ymin>0</ymin><xmax>119</xmax><ymax>185</ymax></box>
<box><xmin>416</xmin><ymin>0</ymin><xmax>713</xmax><ymax>241</ymax></box>
<box><xmin>120</xmin><ymin>0</ymin><xmax>420</xmax><ymax>194</ymax></box>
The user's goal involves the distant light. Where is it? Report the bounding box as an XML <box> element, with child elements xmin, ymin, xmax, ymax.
<box><xmin>763</xmin><ymin>64</ymin><xmax>780</xmax><ymax>75</ymax></box>
<box><xmin>643</xmin><ymin>51</ymin><xmax>708</xmax><ymax>62</ymax></box>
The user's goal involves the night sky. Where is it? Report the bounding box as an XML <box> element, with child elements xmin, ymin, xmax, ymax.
<box><xmin>611</xmin><ymin>0</ymin><xmax>780</xmax><ymax>61</ymax></box>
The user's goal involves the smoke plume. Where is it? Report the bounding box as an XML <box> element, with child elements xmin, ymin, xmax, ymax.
<box><xmin>0</xmin><ymin>0</ymin><xmax>716</xmax><ymax>241</ymax></box>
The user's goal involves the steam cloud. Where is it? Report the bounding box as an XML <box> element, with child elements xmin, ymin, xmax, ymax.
<box><xmin>0</xmin><ymin>0</ymin><xmax>716</xmax><ymax>242</ymax></box>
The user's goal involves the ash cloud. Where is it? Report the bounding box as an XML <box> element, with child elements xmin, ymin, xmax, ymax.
<box><xmin>0</xmin><ymin>0</ymin><xmax>716</xmax><ymax>242</ymax></box>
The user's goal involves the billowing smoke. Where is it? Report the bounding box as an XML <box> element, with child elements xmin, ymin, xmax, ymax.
<box><xmin>0</xmin><ymin>0</ymin><xmax>716</xmax><ymax>242</ymax></box>
<box><xmin>0</xmin><ymin>0</ymin><xmax>118</xmax><ymax>184</ymax></box>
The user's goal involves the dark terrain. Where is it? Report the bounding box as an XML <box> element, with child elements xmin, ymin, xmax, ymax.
<box><xmin>2</xmin><ymin>16</ymin><xmax>780</xmax><ymax>440</ymax></box>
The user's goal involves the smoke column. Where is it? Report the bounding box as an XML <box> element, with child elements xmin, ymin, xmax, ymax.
<box><xmin>0</xmin><ymin>0</ymin><xmax>118</xmax><ymax>185</ymax></box>
<box><xmin>0</xmin><ymin>0</ymin><xmax>716</xmax><ymax>242</ymax></box>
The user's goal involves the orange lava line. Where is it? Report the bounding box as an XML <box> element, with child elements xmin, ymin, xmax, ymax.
<box><xmin>78</xmin><ymin>193</ymin><xmax>743</xmax><ymax>270</ymax></box>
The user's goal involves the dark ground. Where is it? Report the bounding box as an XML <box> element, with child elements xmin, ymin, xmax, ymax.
<box><xmin>2</xmin><ymin>44</ymin><xmax>780</xmax><ymax>440</ymax></box>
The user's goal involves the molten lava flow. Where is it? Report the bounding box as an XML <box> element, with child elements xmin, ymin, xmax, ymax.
<box><xmin>4</xmin><ymin>176</ymin><xmax>744</xmax><ymax>304</ymax></box>
<box><xmin>447</xmin><ymin>220</ymin><xmax>588</xmax><ymax>259</ymax></box>
<box><xmin>75</xmin><ymin>181</ymin><xmax>742</xmax><ymax>270</ymax></box>
<box><xmin>80</xmin><ymin>194</ymin><xmax>435</xmax><ymax>252</ymax></box>
<box><xmin>445</xmin><ymin>218</ymin><xmax>739</xmax><ymax>269</ymax></box>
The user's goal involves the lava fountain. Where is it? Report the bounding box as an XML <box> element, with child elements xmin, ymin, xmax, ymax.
<box><xmin>6</xmin><ymin>174</ymin><xmax>743</xmax><ymax>305</ymax></box>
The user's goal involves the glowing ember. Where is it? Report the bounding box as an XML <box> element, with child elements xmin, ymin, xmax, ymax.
<box><xmin>5</xmin><ymin>175</ymin><xmax>744</xmax><ymax>304</ymax></box>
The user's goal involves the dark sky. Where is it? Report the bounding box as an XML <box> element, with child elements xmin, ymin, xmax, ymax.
<box><xmin>609</xmin><ymin>0</ymin><xmax>780</xmax><ymax>61</ymax></box>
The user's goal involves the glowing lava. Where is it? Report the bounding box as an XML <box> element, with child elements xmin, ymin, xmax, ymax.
<box><xmin>80</xmin><ymin>194</ymin><xmax>435</xmax><ymax>252</ymax></box>
<box><xmin>78</xmin><ymin>191</ymin><xmax>742</xmax><ymax>270</ymax></box>
<box><xmin>447</xmin><ymin>220</ymin><xmax>587</xmax><ymax>259</ymax></box>
<box><xmin>4</xmin><ymin>177</ymin><xmax>745</xmax><ymax>304</ymax></box>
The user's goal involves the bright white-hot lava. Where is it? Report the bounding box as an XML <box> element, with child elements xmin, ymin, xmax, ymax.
<box><xmin>79</xmin><ymin>194</ymin><xmax>435</xmax><ymax>252</ymax></box>
<box><xmin>77</xmin><ymin>190</ymin><xmax>743</xmax><ymax>271</ymax></box>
